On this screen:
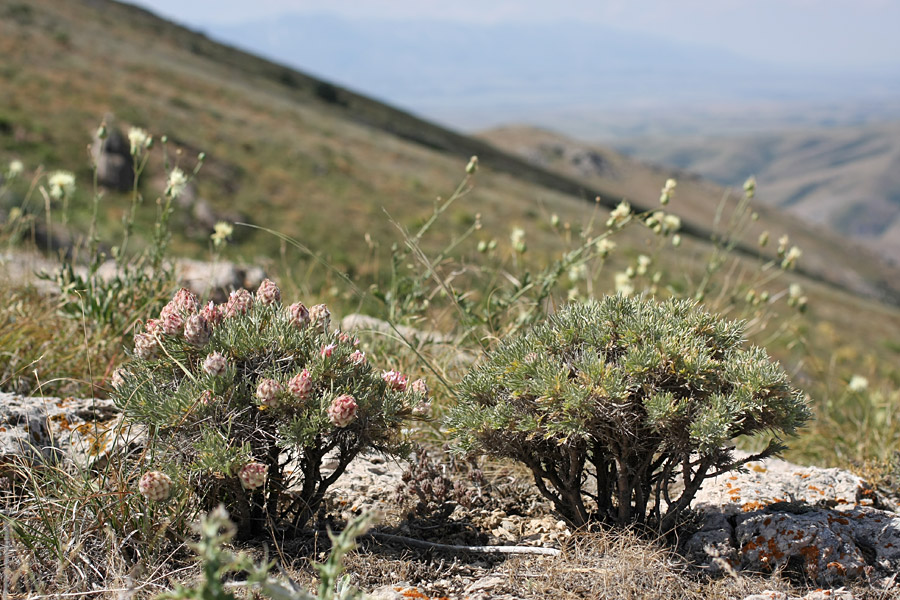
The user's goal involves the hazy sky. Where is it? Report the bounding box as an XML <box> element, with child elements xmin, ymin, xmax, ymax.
<box><xmin>132</xmin><ymin>0</ymin><xmax>900</xmax><ymax>71</ymax></box>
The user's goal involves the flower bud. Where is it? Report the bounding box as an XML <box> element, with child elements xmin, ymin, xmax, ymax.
<box><xmin>201</xmin><ymin>301</ymin><xmax>223</xmax><ymax>327</ymax></box>
<box><xmin>327</xmin><ymin>394</ymin><xmax>358</xmax><ymax>428</ymax></box>
<box><xmin>110</xmin><ymin>368</ymin><xmax>127</xmax><ymax>389</ymax></box>
<box><xmin>224</xmin><ymin>289</ymin><xmax>253</xmax><ymax>317</ymax></box>
<box><xmin>288</xmin><ymin>369</ymin><xmax>313</xmax><ymax>400</ymax></box>
<box><xmin>203</xmin><ymin>352</ymin><xmax>229</xmax><ymax>377</ymax></box>
<box><xmin>138</xmin><ymin>471</ymin><xmax>172</xmax><ymax>501</ymax></box>
<box><xmin>172</xmin><ymin>288</ymin><xmax>200</xmax><ymax>313</ymax></box>
<box><xmin>289</xmin><ymin>302</ymin><xmax>310</xmax><ymax>329</ymax></box>
<box><xmin>134</xmin><ymin>333</ymin><xmax>157</xmax><ymax>360</ymax></box>
<box><xmin>184</xmin><ymin>313</ymin><xmax>211</xmax><ymax>346</ymax></box>
<box><xmin>309</xmin><ymin>304</ymin><xmax>331</xmax><ymax>332</ymax></box>
<box><xmin>382</xmin><ymin>370</ymin><xmax>409</xmax><ymax>391</ymax></box>
<box><xmin>239</xmin><ymin>462</ymin><xmax>267</xmax><ymax>490</ymax></box>
<box><xmin>160</xmin><ymin>302</ymin><xmax>184</xmax><ymax>335</ymax></box>
<box><xmin>256</xmin><ymin>278</ymin><xmax>281</xmax><ymax>305</ymax></box>
<box><xmin>256</xmin><ymin>378</ymin><xmax>283</xmax><ymax>408</ymax></box>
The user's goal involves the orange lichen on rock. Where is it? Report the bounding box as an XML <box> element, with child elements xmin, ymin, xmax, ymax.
<box><xmin>49</xmin><ymin>413</ymin><xmax>72</xmax><ymax>431</ymax></box>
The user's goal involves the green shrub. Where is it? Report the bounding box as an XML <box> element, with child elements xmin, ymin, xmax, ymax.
<box><xmin>113</xmin><ymin>279</ymin><xmax>427</xmax><ymax>537</ymax></box>
<box><xmin>448</xmin><ymin>294</ymin><xmax>810</xmax><ymax>532</ymax></box>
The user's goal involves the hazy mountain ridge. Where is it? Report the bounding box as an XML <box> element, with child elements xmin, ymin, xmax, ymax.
<box><xmin>478</xmin><ymin>124</ymin><xmax>900</xmax><ymax>298</ymax></box>
<box><xmin>614</xmin><ymin>122</ymin><xmax>900</xmax><ymax>264</ymax></box>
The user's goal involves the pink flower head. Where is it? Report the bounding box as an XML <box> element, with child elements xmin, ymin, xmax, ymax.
<box><xmin>138</xmin><ymin>471</ymin><xmax>172</xmax><ymax>501</ymax></box>
<box><xmin>288</xmin><ymin>369</ymin><xmax>313</xmax><ymax>400</ymax></box>
<box><xmin>239</xmin><ymin>462</ymin><xmax>267</xmax><ymax>490</ymax></box>
<box><xmin>256</xmin><ymin>278</ymin><xmax>281</xmax><ymax>305</ymax></box>
<box><xmin>288</xmin><ymin>302</ymin><xmax>310</xmax><ymax>329</ymax></box>
<box><xmin>224</xmin><ymin>288</ymin><xmax>253</xmax><ymax>318</ymax></box>
<box><xmin>309</xmin><ymin>303</ymin><xmax>331</xmax><ymax>332</ymax></box>
<box><xmin>134</xmin><ymin>333</ymin><xmax>157</xmax><ymax>359</ymax></box>
<box><xmin>327</xmin><ymin>394</ymin><xmax>358</xmax><ymax>428</ymax></box>
<box><xmin>198</xmin><ymin>389</ymin><xmax>215</xmax><ymax>405</ymax></box>
<box><xmin>201</xmin><ymin>301</ymin><xmax>223</xmax><ymax>327</ymax></box>
<box><xmin>144</xmin><ymin>318</ymin><xmax>161</xmax><ymax>335</ymax></box>
<box><xmin>172</xmin><ymin>288</ymin><xmax>200</xmax><ymax>314</ymax></box>
<box><xmin>350</xmin><ymin>350</ymin><xmax>366</xmax><ymax>366</ymax></box>
<box><xmin>338</xmin><ymin>332</ymin><xmax>359</xmax><ymax>345</ymax></box>
<box><xmin>256</xmin><ymin>378</ymin><xmax>283</xmax><ymax>408</ymax></box>
<box><xmin>320</xmin><ymin>343</ymin><xmax>336</xmax><ymax>358</ymax></box>
<box><xmin>411</xmin><ymin>378</ymin><xmax>428</xmax><ymax>396</ymax></box>
<box><xmin>184</xmin><ymin>313</ymin><xmax>211</xmax><ymax>346</ymax></box>
<box><xmin>382</xmin><ymin>370</ymin><xmax>408</xmax><ymax>391</ymax></box>
<box><xmin>160</xmin><ymin>302</ymin><xmax>184</xmax><ymax>335</ymax></box>
<box><xmin>203</xmin><ymin>352</ymin><xmax>229</xmax><ymax>377</ymax></box>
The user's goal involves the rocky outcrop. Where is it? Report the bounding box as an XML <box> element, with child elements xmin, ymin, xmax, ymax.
<box><xmin>1</xmin><ymin>250</ymin><xmax>265</xmax><ymax>303</ymax></box>
<box><xmin>90</xmin><ymin>126</ymin><xmax>134</xmax><ymax>191</ymax></box>
<box><xmin>685</xmin><ymin>453</ymin><xmax>900</xmax><ymax>586</ymax></box>
<box><xmin>0</xmin><ymin>393</ymin><xmax>133</xmax><ymax>471</ymax></box>
<box><xmin>174</xmin><ymin>258</ymin><xmax>265</xmax><ymax>303</ymax></box>
<box><xmin>340</xmin><ymin>313</ymin><xmax>478</xmax><ymax>369</ymax></box>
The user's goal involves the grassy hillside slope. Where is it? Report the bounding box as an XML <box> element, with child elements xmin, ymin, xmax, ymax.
<box><xmin>2</xmin><ymin>0</ymin><xmax>899</xmax><ymax>303</ymax></box>
<box><xmin>479</xmin><ymin>125</ymin><xmax>900</xmax><ymax>303</ymax></box>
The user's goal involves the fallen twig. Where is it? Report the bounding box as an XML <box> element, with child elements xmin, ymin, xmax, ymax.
<box><xmin>366</xmin><ymin>531</ymin><xmax>561</xmax><ymax>556</ymax></box>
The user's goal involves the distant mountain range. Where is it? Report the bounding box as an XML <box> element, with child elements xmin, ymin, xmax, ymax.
<box><xmin>208</xmin><ymin>14</ymin><xmax>900</xmax><ymax>131</ymax></box>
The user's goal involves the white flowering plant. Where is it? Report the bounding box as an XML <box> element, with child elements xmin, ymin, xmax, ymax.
<box><xmin>113</xmin><ymin>279</ymin><xmax>427</xmax><ymax>537</ymax></box>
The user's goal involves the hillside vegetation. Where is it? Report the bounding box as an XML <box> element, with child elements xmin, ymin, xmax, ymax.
<box><xmin>3</xmin><ymin>1</ymin><xmax>900</xmax><ymax>598</ymax></box>
<box><xmin>1</xmin><ymin>0</ymin><xmax>899</xmax><ymax>468</ymax></box>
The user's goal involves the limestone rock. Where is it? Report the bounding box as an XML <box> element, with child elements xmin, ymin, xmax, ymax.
<box><xmin>340</xmin><ymin>314</ymin><xmax>476</xmax><ymax>369</ymax></box>
<box><xmin>340</xmin><ymin>314</ymin><xmax>451</xmax><ymax>344</ymax></box>
<box><xmin>0</xmin><ymin>393</ymin><xmax>122</xmax><ymax>470</ymax></box>
<box><xmin>686</xmin><ymin>453</ymin><xmax>899</xmax><ymax>586</ymax></box>
<box><xmin>174</xmin><ymin>258</ymin><xmax>266</xmax><ymax>303</ymax></box>
<box><xmin>0</xmin><ymin>250</ymin><xmax>266</xmax><ymax>304</ymax></box>
<box><xmin>91</xmin><ymin>126</ymin><xmax>134</xmax><ymax>191</ymax></box>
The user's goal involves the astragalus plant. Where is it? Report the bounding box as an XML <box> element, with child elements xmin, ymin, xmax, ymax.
<box><xmin>113</xmin><ymin>279</ymin><xmax>427</xmax><ymax>537</ymax></box>
<box><xmin>449</xmin><ymin>294</ymin><xmax>810</xmax><ymax>532</ymax></box>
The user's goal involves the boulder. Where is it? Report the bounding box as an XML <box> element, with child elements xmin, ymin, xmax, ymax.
<box><xmin>340</xmin><ymin>314</ymin><xmax>451</xmax><ymax>344</ymax></box>
<box><xmin>90</xmin><ymin>126</ymin><xmax>134</xmax><ymax>191</ymax></box>
<box><xmin>0</xmin><ymin>250</ymin><xmax>266</xmax><ymax>303</ymax></box>
<box><xmin>174</xmin><ymin>258</ymin><xmax>266</xmax><ymax>303</ymax></box>
<box><xmin>340</xmin><ymin>314</ymin><xmax>477</xmax><ymax>370</ymax></box>
<box><xmin>0</xmin><ymin>393</ymin><xmax>133</xmax><ymax>471</ymax></box>
<box><xmin>685</xmin><ymin>453</ymin><xmax>900</xmax><ymax>587</ymax></box>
